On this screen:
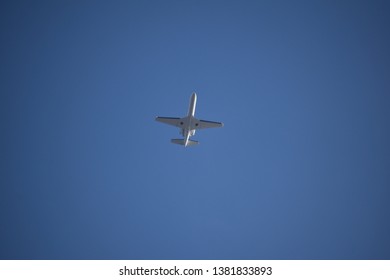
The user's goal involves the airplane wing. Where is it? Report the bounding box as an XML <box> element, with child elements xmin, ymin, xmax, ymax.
<box><xmin>155</xmin><ymin>117</ymin><xmax>182</xmax><ymax>128</ymax></box>
<box><xmin>197</xmin><ymin>119</ymin><xmax>224</xmax><ymax>129</ymax></box>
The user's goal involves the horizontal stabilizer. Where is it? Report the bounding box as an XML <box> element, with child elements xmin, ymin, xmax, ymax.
<box><xmin>171</xmin><ymin>139</ymin><xmax>199</xmax><ymax>146</ymax></box>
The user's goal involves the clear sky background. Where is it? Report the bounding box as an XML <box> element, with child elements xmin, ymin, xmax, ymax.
<box><xmin>1</xmin><ymin>1</ymin><xmax>389</xmax><ymax>259</ymax></box>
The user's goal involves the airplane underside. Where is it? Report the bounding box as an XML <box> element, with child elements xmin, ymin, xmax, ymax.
<box><xmin>155</xmin><ymin>92</ymin><xmax>223</xmax><ymax>147</ymax></box>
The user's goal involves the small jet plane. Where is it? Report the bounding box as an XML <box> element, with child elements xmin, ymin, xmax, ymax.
<box><xmin>156</xmin><ymin>93</ymin><xmax>223</xmax><ymax>147</ymax></box>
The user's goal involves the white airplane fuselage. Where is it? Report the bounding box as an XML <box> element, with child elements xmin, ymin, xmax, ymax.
<box><xmin>181</xmin><ymin>93</ymin><xmax>197</xmax><ymax>146</ymax></box>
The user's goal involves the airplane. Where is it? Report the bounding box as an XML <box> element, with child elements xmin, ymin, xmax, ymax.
<box><xmin>155</xmin><ymin>93</ymin><xmax>223</xmax><ymax>147</ymax></box>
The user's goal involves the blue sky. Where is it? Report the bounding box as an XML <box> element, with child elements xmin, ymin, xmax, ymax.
<box><xmin>1</xmin><ymin>1</ymin><xmax>389</xmax><ymax>259</ymax></box>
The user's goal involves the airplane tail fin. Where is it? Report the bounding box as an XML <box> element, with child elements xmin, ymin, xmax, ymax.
<box><xmin>171</xmin><ymin>139</ymin><xmax>199</xmax><ymax>146</ymax></box>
